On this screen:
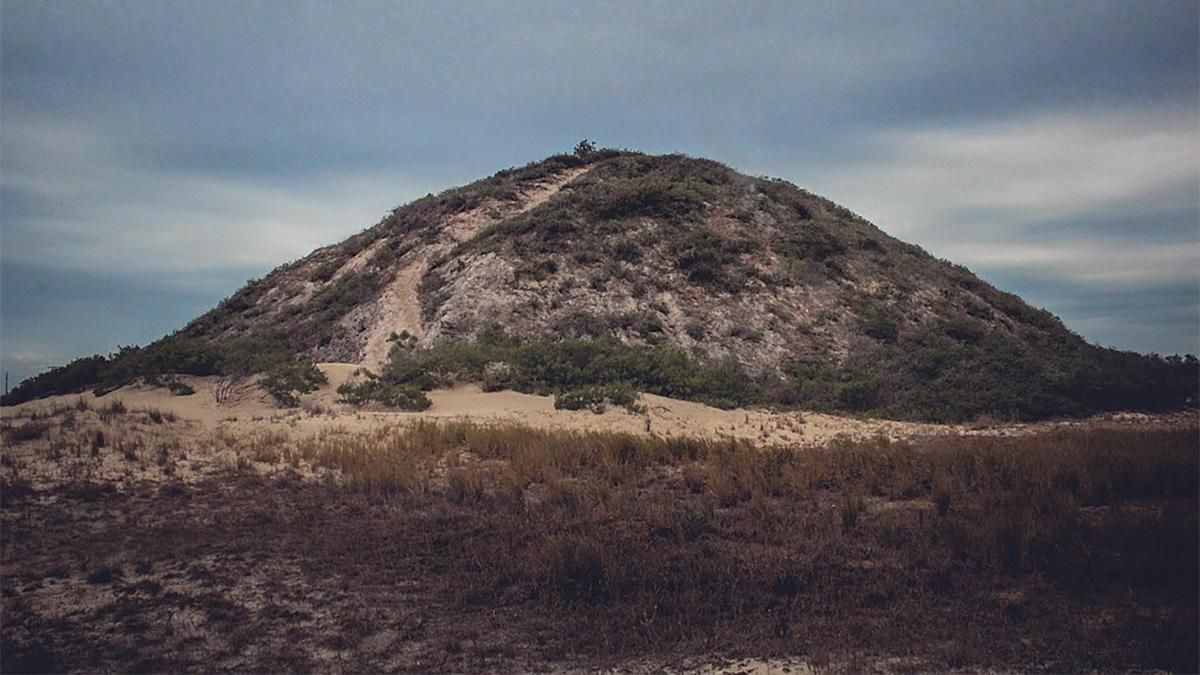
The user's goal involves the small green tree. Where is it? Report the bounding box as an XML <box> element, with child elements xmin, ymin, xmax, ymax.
<box><xmin>574</xmin><ymin>139</ymin><xmax>597</xmax><ymax>158</ymax></box>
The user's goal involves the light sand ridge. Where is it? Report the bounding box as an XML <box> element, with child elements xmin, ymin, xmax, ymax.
<box><xmin>5</xmin><ymin>363</ymin><xmax>1193</xmax><ymax>449</ymax></box>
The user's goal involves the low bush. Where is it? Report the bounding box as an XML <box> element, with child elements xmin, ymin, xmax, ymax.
<box><xmin>337</xmin><ymin>380</ymin><xmax>431</xmax><ymax>411</ymax></box>
<box><xmin>308</xmin><ymin>260</ymin><xmax>341</xmax><ymax>282</ymax></box>
<box><xmin>86</xmin><ymin>564</ymin><xmax>122</xmax><ymax>585</ymax></box>
<box><xmin>554</xmin><ymin>383</ymin><xmax>641</xmax><ymax>414</ymax></box>
<box><xmin>336</xmin><ymin>369</ymin><xmax>431</xmax><ymax>411</ymax></box>
<box><xmin>481</xmin><ymin>362</ymin><xmax>516</xmax><ymax>392</ymax></box>
<box><xmin>4</xmin><ymin>422</ymin><xmax>49</xmax><ymax>442</ymax></box>
<box><xmin>261</xmin><ymin>361</ymin><xmax>328</xmax><ymax>407</ymax></box>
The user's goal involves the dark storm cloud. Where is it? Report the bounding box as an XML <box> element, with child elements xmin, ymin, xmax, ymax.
<box><xmin>6</xmin><ymin>1</ymin><xmax>1195</xmax><ymax>176</ymax></box>
<box><xmin>2</xmin><ymin>0</ymin><xmax>1197</xmax><ymax>384</ymax></box>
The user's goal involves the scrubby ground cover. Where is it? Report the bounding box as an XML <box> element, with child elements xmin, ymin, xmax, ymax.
<box><xmin>1</xmin><ymin>405</ymin><xmax>1197</xmax><ymax>672</ymax></box>
<box><xmin>348</xmin><ymin>330</ymin><xmax>760</xmax><ymax>411</ymax></box>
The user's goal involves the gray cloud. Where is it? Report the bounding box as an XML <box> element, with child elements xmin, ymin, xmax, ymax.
<box><xmin>789</xmin><ymin>106</ymin><xmax>1198</xmax><ymax>297</ymax></box>
<box><xmin>6</xmin><ymin>2</ymin><xmax>1195</xmax><ymax>176</ymax></box>
<box><xmin>2</xmin><ymin>0</ymin><xmax>1197</xmax><ymax>385</ymax></box>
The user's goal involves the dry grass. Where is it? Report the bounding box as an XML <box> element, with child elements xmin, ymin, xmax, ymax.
<box><xmin>2</xmin><ymin>412</ymin><xmax>1196</xmax><ymax>671</ymax></box>
<box><xmin>294</xmin><ymin>421</ymin><xmax>1198</xmax><ymax>594</ymax></box>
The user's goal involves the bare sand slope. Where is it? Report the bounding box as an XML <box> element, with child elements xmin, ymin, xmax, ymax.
<box><xmin>359</xmin><ymin>260</ymin><xmax>427</xmax><ymax>369</ymax></box>
<box><xmin>358</xmin><ymin>166</ymin><xmax>592</xmax><ymax>371</ymax></box>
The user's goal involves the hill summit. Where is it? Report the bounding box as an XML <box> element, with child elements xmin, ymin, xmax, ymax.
<box><xmin>6</xmin><ymin>145</ymin><xmax>1196</xmax><ymax>420</ymax></box>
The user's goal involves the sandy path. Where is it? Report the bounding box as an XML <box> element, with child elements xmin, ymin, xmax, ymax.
<box><xmin>358</xmin><ymin>165</ymin><xmax>592</xmax><ymax>370</ymax></box>
<box><xmin>514</xmin><ymin>165</ymin><xmax>590</xmax><ymax>213</ymax></box>
<box><xmin>442</xmin><ymin>165</ymin><xmax>589</xmax><ymax>243</ymax></box>
<box><xmin>361</xmin><ymin>259</ymin><xmax>428</xmax><ymax>370</ymax></box>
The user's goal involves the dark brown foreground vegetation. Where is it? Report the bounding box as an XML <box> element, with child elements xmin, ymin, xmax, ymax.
<box><xmin>2</xmin><ymin>417</ymin><xmax>1197</xmax><ymax>672</ymax></box>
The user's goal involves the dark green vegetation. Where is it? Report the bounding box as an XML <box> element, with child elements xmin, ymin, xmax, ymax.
<box><xmin>553</xmin><ymin>383</ymin><xmax>642</xmax><ymax>414</ymax></box>
<box><xmin>0</xmin><ymin>335</ymin><xmax>325</xmax><ymax>407</ymax></box>
<box><xmin>774</xmin><ymin>325</ymin><xmax>1200</xmax><ymax>422</ymax></box>
<box><xmin>347</xmin><ymin>328</ymin><xmax>760</xmax><ymax>411</ymax></box>
<box><xmin>3</xmin><ymin>417</ymin><xmax>1196</xmax><ymax>671</ymax></box>
<box><xmin>335</xmin><ymin>326</ymin><xmax>1197</xmax><ymax>423</ymax></box>
<box><xmin>336</xmin><ymin>360</ymin><xmax>433</xmax><ymax>412</ymax></box>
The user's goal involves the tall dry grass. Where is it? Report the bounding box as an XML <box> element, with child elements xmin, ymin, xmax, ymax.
<box><xmin>295</xmin><ymin>420</ymin><xmax>1198</xmax><ymax>590</ymax></box>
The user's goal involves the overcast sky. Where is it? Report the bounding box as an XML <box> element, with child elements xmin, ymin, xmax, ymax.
<box><xmin>2</xmin><ymin>0</ymin><xmax>1198</xmax><ymax>386</ymax></box>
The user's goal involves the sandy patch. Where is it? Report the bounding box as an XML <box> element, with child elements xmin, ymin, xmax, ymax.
<box><xmin>515</xmin><ymin>165</ymin><xmax>590</xmax><ymax>213</ymax></box>
<box><xmin>360</xmin><ymin>259</ymin><xmax>428</xmax><ymax>370</ymax></box>
<box><xmin>332</xmin><ymin>238</ymin><xmax>386</xmax><ymax>280</ymax></box>
<box><xmin>354</xmin><ymin>165</ymin><xmax>594</xmax><ymax>369</ymax></box>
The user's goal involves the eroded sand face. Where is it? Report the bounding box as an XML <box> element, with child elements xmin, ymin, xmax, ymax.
<box><xmin>356</xmin><ymin>166</ymin><xmax>593</xmax><ymax>371</ymax></box>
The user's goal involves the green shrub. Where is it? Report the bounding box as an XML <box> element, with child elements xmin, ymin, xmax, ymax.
<box><xmin>368</xmin><ymin>383</ymin><xmax>431</xmax><ymax>411</ymax></box>
<box><xmin>554</xmin><ymin>384</ymin><xmax>641</xmax><ymax>414</ymax></box>
<box><xmin>309</xmin><ymin>260</ymin><xmax>341</xmax><ymax>282</ymax></box>
<box><xmin>613</xmin><ymin>239</ymin><xmax>642</xmax><ymax>262</ymax></box>
<box><xmin>481</xmin><ymin>362</ymin><xmax>516</xmax><ymax>392</ymax></box>
<box><xmin>673</xmin><ymin>229</ymin><xmax>746</xmax><ymax>292</ymax></box>
<box><xmin>336</xmin><ymin>342</ymin><xmax>437</xmax><ymax>411</ymax></box>
<box><xmin>380</xmin><ymin>345</ymin><xmax>440</xmax><ymax>391</ymax></box>
<box><xmin>860</xmin><ymin>310</ymin><xmax>900</xmax><ymax>343</ymax></box>
<box><xmin>4</xmin><ymin>422</ymin><xmax>49</xmax><ymax>443</ymax></box>
<box><xmin>777</xmin><ymin>222</ymin><xmax>846</xmax><ymax>263</ymax></box>
<box><xmin>261</xmin><ymin>361</ymin><xmax>328</xmax><ymax>407</ymax></box>
<box><xmin>337</xmin><ymin>377</ymin><xmax>431</xmax><ymax>411</ymax></box>
<box><xmin>0</xmin><ymin>355</ymin><xmax>108</xmax><ymax>405</ymax></box>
